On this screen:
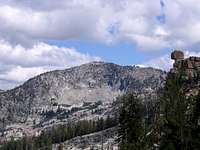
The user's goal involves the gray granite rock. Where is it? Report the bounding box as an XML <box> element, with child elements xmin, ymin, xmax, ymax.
<box><xmin>0</xmin><ymin>62</ymin><xmax>166</xmax><ymax>130</ymax></box>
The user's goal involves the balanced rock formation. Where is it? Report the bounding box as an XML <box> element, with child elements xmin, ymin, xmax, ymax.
<box><xmin>171</xmin><ymin>50</ymin><xmax>200</xmax><ymax>96</ymax></box>
<box><xmin>171</xmin><ymin>50</ymin><xmax>184</xmax><ymax>62</ymax></box>
<box><xmin>172</xmin><ymin>51</ymin><xmax>200</xmax><ymax>79</ymax></box>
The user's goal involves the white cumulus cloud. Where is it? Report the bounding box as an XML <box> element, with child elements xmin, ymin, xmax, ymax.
<box><xmin>0</xmin><ymin>41</ymin><xmax>101</xmax><ymax>89</ymax></box>
<box><xmin>0</xmin><ymin>0</ymin><xmax>199</xmax><ymax>51</ymax></box>
<box><xmin>0</xmin><ymin>0</ymin><xmax>163</xmax><ymax>49</ymax></box>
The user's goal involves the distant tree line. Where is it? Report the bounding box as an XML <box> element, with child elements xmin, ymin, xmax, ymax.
<box><xmin>0</xmin><ymin>116</ymin><xmax>118</xmax><ymax>150</ymax></box>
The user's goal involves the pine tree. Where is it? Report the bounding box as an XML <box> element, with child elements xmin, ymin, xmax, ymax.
<box><xmin>160</xmin><ymin>72</ymin><xmax>200</xmax><ymax>150</ymax></box>
<box><xmin>190</xmin><ymin>93</ymin><xmax>200</xmax><ymax>149</ymax></box>
<box><xmin>118</xmin><ymin>93</ymin><xmax>146</xmax><ymax>150</ymax></box>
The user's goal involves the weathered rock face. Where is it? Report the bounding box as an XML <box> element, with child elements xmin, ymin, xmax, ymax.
<box><xmin>52</xmin><ymin>127</ymin><xmax>118</xmax><ymax>150</ymax></box>
<box><xmin>0</xmin><ymin>62</ymin><xmax>166</xmax><ymax>126</ymax></box>
<box><xmin>171</xmin><ymin>50</ymin><xmax>184</xmax><ymax>61</ymax></box>
<box><xmin>171</xmin><ymin>51</ymin><xmax>200</xmax><ymax>96</ymax></box>
<box><xmin>172</xmin><ymin>56</ymin><xmax>200</xmax><ymax>79</ymax></box>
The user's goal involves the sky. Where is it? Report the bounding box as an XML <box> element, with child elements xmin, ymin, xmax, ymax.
<box><xmin>0</xmin><ymin>0</ymin><xmax>200</xmax><ymax>90</ymax></box>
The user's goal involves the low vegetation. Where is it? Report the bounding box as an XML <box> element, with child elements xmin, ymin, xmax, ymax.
<box><xmin>0</xmin><ymin>116</ymin><xmax>117</xmax><ymax>150</ymax></box>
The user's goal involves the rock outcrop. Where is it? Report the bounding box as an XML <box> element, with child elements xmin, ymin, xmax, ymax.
<box><xmin>171</xmin><ymin>51</ymin><xmax>200</xmax><ymax>79</ymax></box>
<box><xmin>52</xmin><ymin>127</ymin><xmax>118</xmax><ymax>150</ymax></box>
<box><xmin>171</xmin><ymin>50</ymin><xmax>200</xmax><ymax>96</ymax></box>
<box><xmin>171</xmin><ymin>50</ymin><xmax>184</xmax><ymax>62</ymax></box>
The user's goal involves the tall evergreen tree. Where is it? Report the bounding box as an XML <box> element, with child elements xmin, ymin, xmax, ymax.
<box><xmin>118</xmin><ymin>93</ymin><xmax>146</xmax><ymax>150</ymax></box>
<box><xmin>190</xmin><ymin>93</ymin><xmax>200</xmax><ymax>149</ymax></box>
<box><xmin>160</xmin><ymin>72</ymin><xmax>200</xmax><ymax>150</ymax></box>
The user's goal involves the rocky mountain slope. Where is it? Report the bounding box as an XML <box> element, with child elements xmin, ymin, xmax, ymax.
<box><xmin>52</xmin><ymin>127</ymin><xmax>118</xmax><ymax>150</ymax></box>
<box><xmin>0</xmin><ymin>62</ymin><xmax>166</xmax><ymax>146</ymax></box>
<box><xmin>0</xmin><ymin>62</ymin><xmax>166</xmax><ymax>124</ymax></box>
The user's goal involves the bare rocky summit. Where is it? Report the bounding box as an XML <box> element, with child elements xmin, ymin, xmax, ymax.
<box><xmin>0</xmin><ymin>62</ymin><xmax>166</xmax><ymax>125</ymax></box>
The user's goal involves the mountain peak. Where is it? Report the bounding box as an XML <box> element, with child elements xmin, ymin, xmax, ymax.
<box><xmin>87</xmin><ymin>61</ymin><xmax>107</xmax><ymax>65</ymax></box>
<box><xmin>0</xmin><ymin>62</ymin><xmax>166</xmax><ymax>125</ymax></box>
